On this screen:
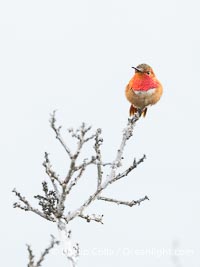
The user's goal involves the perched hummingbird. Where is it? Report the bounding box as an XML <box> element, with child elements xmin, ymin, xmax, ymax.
<box><xmin>125</xmin><ymin>63</ymin><xmax>163</xmax><ymax>117</ymax></box>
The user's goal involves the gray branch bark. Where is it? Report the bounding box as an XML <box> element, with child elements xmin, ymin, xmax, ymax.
<box><xmin>13</xmin><ymin>109</ymin><xmax>148</xmax><ymax>267</ymax></box>
<box><xmin>27</xmin><ymin>235</ymin><xmax>59</xmax><ymax>267</ymax></box>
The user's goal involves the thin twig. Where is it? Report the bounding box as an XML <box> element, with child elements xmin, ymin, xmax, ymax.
<box><xmin>67</xmin><ymin>165</ymin><xmax>86</xmax><ymax>195</ymax></box>
<box><xmin>79</xmin><ymin>213</ymin><xmax>104</xmax><ymax>224</ymax></box>
<box><xmin>36</xmin><ymin>235</ymin><xmax>59</xmax><ymax>266</ymax></box>
<box><xmin>43</xmin><ymin>152</ymin><xmax>62</xmax><ymax>196</ymax></box>
<box><xmin>112</xmin><ymin>154</ymin><xmax>146</xmax><ymax>183</ymax></box>
<box><xmin>74</xmin><ymin>156</ymin><xmax>96</xmax><ymax>171</ymax></box>
<box><xmin>13</xmin><ymin>188</ymin><xmax>56</xmax><ymax>222</ymax></box>
<box><xmin>27</xmin><ymin>244</ymin><xmax>35</xmax><ymax>267</ymax></box>
<box><xmin>50</xmin><ymin>110</ymin><xmax>73</xmax><ymax>159</ymax></box>
<box><xmin>97</xmin><ymin>195</ymin><xmax>149</xmax><ymax>207</ymax></box>
<box><xmin>26</xmin><ymin>235</ymin><xmax>59</xmax><ymax>267</ymax></box>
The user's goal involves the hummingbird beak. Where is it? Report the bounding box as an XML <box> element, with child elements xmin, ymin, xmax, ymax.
<box><xmin>132</xmin><ymin>66</ymin><xmax>143</xmax><ymax>73</ymax></box>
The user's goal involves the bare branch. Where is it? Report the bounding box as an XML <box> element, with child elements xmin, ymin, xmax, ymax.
<box><xmin>26</xmin><ymin>235</ymin><xmax>59</xmax><ymax>267</ymax></box>
<box><xmin>27</xmin><ymin>244</ymin><xmax>35</xmax><ymax>267</ymax></box>
<box><xmin>74</xmin><ymin>156</ymin><xmax>97</xmax><ymax>171</ymax></box>
<box><xmin>43</xmin><ymin>152</ymin><xmax>62</xmax><ymax>184</ymax></box>
<box><xmin>43</xmin><ymin>152</ymin><xmax>62</xmax><ymax>196</ymax></box>
<box><xmin>68</xmin><ymin>125</ymin><xmax>93</xmax><ymax>142</ymax></box>
<box><xmin>79</xmin><ymin>213</ymin><xmax>104</xmax><ymax>224</ymax></box>
<box><xmin>83</xmin><ymin>134</ymin><xmax>96</xmax><ymax>143</ymax></box>
<box><xmin>66</xmin><ymin>110</ymin><xmax>145</xmax><ymax>222</ymax></box>
<box><xmin>57</xmin><ymin>220</ymin><xmax>79</xmax><ymax>267</ymax></box>
<box><xmin>102</xmin><ymin>162</ymin><xmax>112</xmax><ymax>167</ymax></box>
<box><xmin>63</xmin><ymin>123</ymin><xmax>88</xmax><ymax>185</ymax></box>
<box><xmin>50</xmin><ymin>110</ymin><xmax>73</xmax><ymax>159</ymax></box>
<box><xmin>66</xmin><ymin>156</ymin><xmax>97</xmax><ymax>195</ymax></box>
<box><xmin>107</xmin><ymin>110</ymin><xmax>142</xmax><ymax>181</ymax></box>
<box><xmin>57</xmin><ymin>123</ymin><xmax>97</xmax><ymax>217</ymax></box>
<box><xmin>97</xmin><ymin>195</ymin><xmax>149</xmax><ymax>207</ymax></box>
<box><xmin>112</xmin><ymin>154</ymin><xmax>146</xmax><ymax>183</ymax></box>
<box><xmin>94</xmin><ymin>128</ymin><xmax>103</xmax><ymax>189</ymax></box>
<box><xmin>13</xmin><ymin>188</ymin><xmax>56</xmax><ymax>222</ymax></box>
<box><xmin>36</xmin><ymin>235</ymin><xmax>59</xmax><ymax>266</ymax></box>
<box><xmin>14</xmin><ymin>109</ymin><xmax>147</xmax><ymax>267</ymax></box>
<box><xmin>66</xmin><ymin>165</ymin><xmax>86</xmax><ymax>195</ymax></box>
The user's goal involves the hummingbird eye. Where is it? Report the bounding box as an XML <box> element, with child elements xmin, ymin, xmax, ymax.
<box><xmin>146</xmin><ymin>71</ymin><xmax>151</xmax><ymax>75</ymax></box>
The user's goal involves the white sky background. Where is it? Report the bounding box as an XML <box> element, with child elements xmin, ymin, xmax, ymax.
<box><xmin>0</xmin><ymin>0</ymin><xmax>200</xmax><ymax>266</ymax></box>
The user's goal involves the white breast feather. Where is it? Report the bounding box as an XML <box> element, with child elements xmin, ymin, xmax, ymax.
<box><xmin>133</xmin><ymin>88</ymin><xmax>156</xmax><ymax>95</ymax></box>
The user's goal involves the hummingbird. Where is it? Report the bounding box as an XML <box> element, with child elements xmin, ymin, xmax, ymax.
<box><xmin>125</xmin><ymin>63</ymin><xmax>163</xmax><ymax>117</ymax></box>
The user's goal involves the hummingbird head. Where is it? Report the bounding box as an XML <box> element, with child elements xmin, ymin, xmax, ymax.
<box><xmin>132</xmin><ymin>63</ymin><xmax>155</xmax><ymax>77</ymax></box>
<box><xmin>131</xmin><ymin>63</ymin><xmax>158</xmax><ymax>91</ymax></box>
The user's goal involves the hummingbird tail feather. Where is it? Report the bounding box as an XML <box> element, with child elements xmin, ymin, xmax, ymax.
<box><xmin>129</xmin><ymin>105</ymin><xmax>147</xmax><ymax>117</ymax></box>
<box><xmin>142</xmin><ymin>107</ymin><xmax>147</xmax><ymax>117</ymax></box>
<box><xmin>129</xmin><ymin>105</ymin><xmax>137</xmax><ymax>117</ymax></box>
